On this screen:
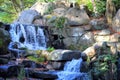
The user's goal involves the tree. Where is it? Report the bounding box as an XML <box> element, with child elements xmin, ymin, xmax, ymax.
<box><xmin>105</xmin><ymin>0</ymin><xmax>116</xmax><ymax>25</ymax></box>
<box><xmin>0</xmin><ymin>0</ymin><xmax>36</xmax><ymax>23</ymax></box>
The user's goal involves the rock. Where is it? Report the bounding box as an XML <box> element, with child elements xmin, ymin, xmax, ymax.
<box><xmin>106</xmin><ymin>42</ymin><xmax>120</xmax><ymax>54</ymax></box>
<box><xmin>110</xmin><ymin>33</ymin><xmax>120</xmax><ymax>42</ymax></box>
<box><xmin>65</xmin><ymin>8</ymin><xmax>90</xmax><ymax>26</ymax></box>
<box><xmin>0</xmin><ymin>58</ymin><xmax>9</xmax><ymax>64</ymax></box>
<box><xmin>90</xmin><ymin>19</ymin><xmax>108</xmax><ymax>30</ymax></box>
<box><xmin>80</xmin><ymin>61</ymin><xmax>89</xmax><ymax>73</ymax></box>
<box><xmin>0</xmin><ymin>65</ymin><xmax>21</xmax><ymax>78</ymax></box>
<box><xmin>112</xmin><ymin>9</ymin><xmax>120</xmax><ymax>32</ymax></box>
<box><xmin>82</xmin><ymin>46</ymin><xmax>96</xmax><ymax>58</ymax></box>
<box><xmin>17</xmin><ymin>10</ymin><xmax>40</xmax><ymax>24</ymax></box>
<box><xmin>32</xmin><ymin>16</ymin><xmax>46</xmax><ymax>26</ymax></box>
<box><xmin>50</xmin><ymin>61</ymin><xmax>65</xmax><ymax>70</ymax></box>
<box><xmin>48</xmin><ymin>50</ymin><xmax>81</xmax><ymax>61</ymax></box>
<box><xmin>21</xmin><ymin>60</ymin><xmax>45</xmax><ymax>68</ymax></box>
<box><xmin>80</xmin><ymin>32</ymin><xmax>95</xmax><ymax>45</ymax></box>
<box><xmin>54</xmin><ymin>0</ymin><xmax>67</xmax><ymax>8</ymax></box>
<box><xmin>66</xmin><ymin>27</ymin><xmax>85</xmax><ymax>37</ymax></box>
<box><xmin>53</xmin><ymin>8</ymin><xmax>67</xmax><ymax>17</ymax></box>
<box><xmin>94</xmin><ymin>35</ymin><xmax>110</xmax><ymax>42</ymax></box>
<box><xmin>63</xmin><ymin>32</ymin><xmax>94</xmax><ymax>51</ymax></box>
<box><xmin>0</xmin><ymin>28</ymin><xmax>10</xmax><ymax>55</ymax></box>
<box><xmin>97</xmin><ymin>29</ymin><xmax>111</xmax><ymax>36</ymax></box>
<box><xmin>28</xmin><ymin>70</ymin><xmax>58</xmax><ymax>79</ymax></box>
<box><xmin>82</xmin><ymin>42</ymin><xmax>107</xmax><ymax>58</ymax></box>
<box><xmin>30</xmin><ymin>2</ymin><xmax>55</xmax><ymax>15</ymax></box>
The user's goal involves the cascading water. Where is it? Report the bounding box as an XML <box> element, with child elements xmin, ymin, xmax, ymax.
<box><xmin>9</xmin><ymin>23</ymin><xmax>46</xmax><ymax>50</ymax></box>
<box><xmin>57</xmin><ymin>58</ymin><xmax>89</xmax><ymax>80</ymax></box>
<box><xmin>8</xmin><ymin>23</ymin><xmax>47</xmax><ymax>58</ymax></box>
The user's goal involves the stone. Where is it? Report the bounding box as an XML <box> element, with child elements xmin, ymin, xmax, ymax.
<box><xmin>30</xmin><ymin>2</ymin><xmax>55</xmax><ymax>15</ymax></box>
<box><xmin>110</xmin><ymin>33</ymin><xmax>120</xmax><ymax>42</ymax></box>
<box><xmin>94</xmin><ymin>35</ymin><xmax>110</xmax><ymax>42</ymax></box>
<box><xmin>53</xmin><ymin>8</ymin><xmax>67</xmax><ymax>17</ymax></box>
<box><xmin>17</xmin><ymin>10</ymin><xmax>40</xmax><ymax>24</ymax></box>
<box><xmin>82</xmin><ymin>42</ymin><xmax>107</xmax><ymax>58</ymax></box>
<box><xmin>97</xmin><ymin>29</ymin><xmax>111</xmax><ymax>36</ymax></box>
<box><xmin>28</xmin><ymin>69</ymin><xmax>58</xmax><ymax>79</ymax></box>
<box><xmin>50</xmin><ymin>61</ymin><xmax>65</xmax><ymax>70</ymax></box>
<box><xmin>0</xmin><ymin>28</ymin><xmax>10</xmax><ymax>55</ymax></box>
<box><xmin>63</xmin><ymin>32</ymin><xmax>94</xmax><ymax>50</ymax></box>
<box><xmin>67</xmin><ymin>27</ymin><xmax>85</xmax><ymax>37</ymax></box>
<box><xmin>0</xmin><ymin>65</ymin><xmax>21</xmax><ymax>78</ymax></box>
<box><xmin>90</xmin><ymin>19</ymin><xmax>108</xmax><ymax>30</ymax></box>
<box><xmin>112</xmin><ymin>9</ymin><xmax>120</xmax><ymax>32</ymax></box>
<box><xmin>48</xmin><ymin>50</ymin><xmax>81</xmax><ymax>61</ymax></box>
<box><xmin>65</xmin><ymin>8</ymin><xmax>90</xmax><ymax>26</ymax></box>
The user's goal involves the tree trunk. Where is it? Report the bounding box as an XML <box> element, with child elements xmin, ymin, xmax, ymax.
<box><xmin>106</xmin><ymin>0</ymin><xmax>116</xmax><ymax>25</ymax></box>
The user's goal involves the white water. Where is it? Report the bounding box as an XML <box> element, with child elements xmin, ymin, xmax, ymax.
<box><xmin>57</xmin><ymin>58</ymin><xmax>89</xmax><ymax>80</ymax></box>
<box><xmin>9</xmin><ymin>23</ymin><xmax>46</xmax><ymax>50</ymax></box>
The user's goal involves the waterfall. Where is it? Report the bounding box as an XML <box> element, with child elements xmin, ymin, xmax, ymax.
<box><xmin>8</xmin><ymin>23</ymin><xmax>46</xmax><ymax>50</ymax></box>
<box><xmin>57</xmin><ymin>58</ymin><xmax>89</xmax><ymax>80</ymax></box>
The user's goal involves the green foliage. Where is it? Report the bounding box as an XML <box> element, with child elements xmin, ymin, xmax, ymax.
<box><xmin>112</xmin><ymin>0</ymin><xmax>120</xmax><ymax>11</ymax></box>
<box><xmin>38</xmin><ymin>0</ymin><xmax>55</xmax><ymax>2</ymax></box>
<box><xmin>17</xmin><ymin>68</ymin><xmax>25</xmax><ymax>80</ymax></box>
<box><xmin>47</xmin><ymin>47</ymin><xmax>55</xmax><ymax>52</ymax></box>
<box><xmin>54</xmin><ymin>16</ymin><xmax>66</xmax><ymax>29</ymax></box>
<box><xmin>95</xmin><ymin>0</ymin><xmax>106</xmax><ymax>16</ymax></box>
<box><xmin>27</xmin><ymin>55</ymin><xmax>45</xmax><ymax>63</ymax></box>
<box><xmin>44</xmin><ymin>5</ymin><xmax>54</xmax><ymax>14</ymax></box>
<box><xmin>77</xmin><ymin>0</ymin><xmax>93</xmax><ymax>11</ymax></box>
<box><xmin>91</xmin><ymin>54</ymin><xmax>117</xmax><ymax>79</ymax></box>
<box><xmin>0</xmin><ymin>0</ymin><xmax>36</xmax><ymax>23</ymax></box>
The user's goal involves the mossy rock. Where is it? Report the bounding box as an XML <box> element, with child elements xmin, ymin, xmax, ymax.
<box><xmin>0</xmin><ymin>28</ymin><xmax>10</xmax><ymax>55</ymax></box>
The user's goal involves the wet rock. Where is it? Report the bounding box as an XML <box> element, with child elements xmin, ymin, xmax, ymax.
<box><xmin>28</xmin><ymin>69</ymin><xmax>58</xmax><ymax>79</ymax></box>
<box><xmin>21</xmin><ymin>60</ymin><xmax>45</xmax><ymax>68</ymax></box>
<box><xmin>50</xmin><ymin>61</ymin><xmax>65</xmax><ymax>70</ymax></box>
<box><xmin>0</xmin><ymin>65</ymin><xmax>21</xmax><ymax>78</ymax></box>
<box><xmin>0</xmin><ymin>28</ymin><xmax>10</xmax><ymax>55</ymax></box>
<box><xmin>80</xmin><ymin>61</ymin><xmax>89</xmax><ymax>73</ymax></box>
<box><xmin>112</xmin><ymin>9</ymin><xmax>120</xmax><ymax>32</ymax></box>
<box><xmin>17</xmin><ymin>10</ymin><xmax>40</xmax><ymax>24</ymax></box>
<box><xmin>0</xmin><ymin>58</ymin><xmax>9</xmax><ymax>64</ymax></box>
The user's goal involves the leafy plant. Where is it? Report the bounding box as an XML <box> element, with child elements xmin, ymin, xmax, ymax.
<box><xmin>47</xmin><ymin>47</ymin><xmax>55</xmax><ymax>52</ymax></box>
<box><xmin>95</xmin><ymin>0</ymin><xmax>106</xmax><ymax>16</ymax></box>
<box><xmin>54</xmin><ymin>16</ymin><xmax>66</xmax><ymax>29</ymax></box>
<box><xmin>77</xmin><ymin>0</ymin><xmax>93</xmax><ymax>12</ymax></box>
<box><xmin>91</xmin><ymin>54</ymin><xmax>117</xmax><ymax>79</ymax></box>
<box><xmin>27</xmin><ymin>56</ymin><xmax>45</xmax><ymax>63</ymax></box>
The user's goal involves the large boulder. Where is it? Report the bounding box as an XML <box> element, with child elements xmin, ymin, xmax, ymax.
<box><xmin>90</xmin><ymin>19</ymin><xmax>108</xmax><ymax>30</ymax></box>
<box><xmin>112</xmin><ymin>9</ymin><xmax>120</xmax><ymax>32</ymax></box>
<box><xmin>30</xmin><ymin>2</ymin><xmax>55</xmax><ymax>15</ymax></box>
<box><xmin>0</xmin><ymin>28</ymin><xmax>10</xmax><ymax>55</ymax></box>
<box><xmin>65</xmin><ymin>8</ymin><xmax>90</xmax><ymax>26</ymax></box>
<box><xmin>48</xmin><ymin>50</ymin><xmax>81</xmax><ymax>61</ymax></box>
<box><xmin>17</xmin><ymin>10</ymin><xmax>40</xmax><ymax>24</ymax></box>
